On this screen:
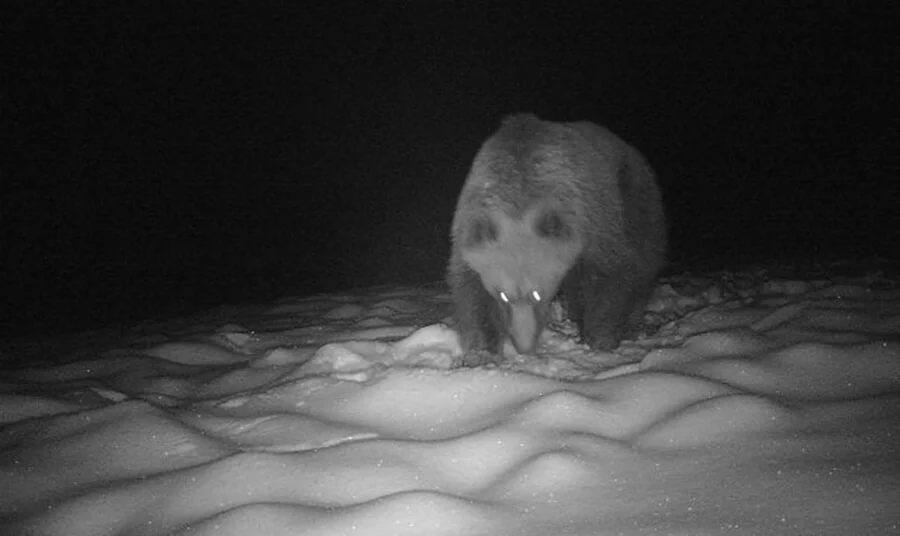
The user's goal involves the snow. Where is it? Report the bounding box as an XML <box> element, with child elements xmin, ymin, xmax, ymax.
<box><xmin>1</xmin><ymin>264</ymin><xmax>899</xmax><ymax>535</ymax></box>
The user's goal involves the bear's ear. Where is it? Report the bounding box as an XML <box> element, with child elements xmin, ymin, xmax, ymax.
<box><xmin>534</xmin><ymin>209</ymin><xmax>572</xmax><ymax>240</ymax></box>
<box><xmin>466</xmin><ymin>215</ymin><xmax>498</xmax><ymax>247</ymax></box>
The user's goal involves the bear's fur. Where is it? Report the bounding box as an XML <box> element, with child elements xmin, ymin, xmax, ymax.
<box><xmin>447</xmin><ymin>113</ymin><xmax>666</xmax><ymax>366</ymax></box>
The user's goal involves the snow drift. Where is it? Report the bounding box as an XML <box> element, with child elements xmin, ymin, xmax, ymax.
<box><xmin>1</xmin><ymin>265</ymin><xmax>899</xmax><ymax>535</ymax></box>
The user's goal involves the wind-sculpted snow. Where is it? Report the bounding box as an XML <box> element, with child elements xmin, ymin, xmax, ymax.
<box><xmin>1</xmin><ymin>270</ymin><xmax>899</xmax><ymax>535</ymax></box>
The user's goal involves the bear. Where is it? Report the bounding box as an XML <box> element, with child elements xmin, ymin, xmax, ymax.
<box><xmin>447</xmin><ymin>112</ymin><xmax>666</xmax><ymax>366</ymax></box>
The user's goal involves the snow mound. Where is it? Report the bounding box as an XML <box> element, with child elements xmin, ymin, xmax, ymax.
<box><xmin>1</xmin><ymin>268</ymin><xmax>899</xmax><ymax>535</ymax></box>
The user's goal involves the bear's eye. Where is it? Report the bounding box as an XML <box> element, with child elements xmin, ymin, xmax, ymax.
<box><xmin>535</xmin><ymin>209</ymin><xmax>570</xmax><ymax>239</ymax></box>
<box><xmin>468</xmin><ymin>217</ymin><xmax>498</xmax><ymax>246</ymax></box>
<box><xmin>498</xmin><ymin>291</ymin><xmax>510</xmax><ymax>304</ymax></box>
<box><xmin>530</xmin><ymin>290</ymin><xmax>542</xmax><ymax>303</ymax></box>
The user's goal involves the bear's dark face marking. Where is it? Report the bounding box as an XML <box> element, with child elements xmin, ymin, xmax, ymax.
<box><xmin>467</xmin><ymin>216</ymin><xmax>498</xmax><ymax>247</ymax></box>
<box><xmin>534</xmin><ymin>209</ymin><xmax>572</xmax><ymax>240</ymax></box>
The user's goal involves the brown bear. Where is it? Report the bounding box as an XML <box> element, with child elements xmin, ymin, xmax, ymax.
<box><xmin>447</xmin><ymin>113</ymin><xmax>667</xmax><ymax>366</ymax></box>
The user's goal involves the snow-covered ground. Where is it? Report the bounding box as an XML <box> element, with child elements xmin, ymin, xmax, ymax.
<box><xmin>2</xmin><ymin>261</ymin><xmax>899</xmax><ymax>535</ymax></box>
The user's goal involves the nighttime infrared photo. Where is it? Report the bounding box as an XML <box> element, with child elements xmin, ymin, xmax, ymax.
<box><xmin>2</xmin><ymin>2</ymin><xmax>899</xmax><ymax>534</ymax></box>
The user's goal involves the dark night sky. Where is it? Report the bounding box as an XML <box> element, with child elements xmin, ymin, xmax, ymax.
<box><xmin>3</xmin><ymin>2</ymin><xmax>898</xmax><ymax>336</ymax></box>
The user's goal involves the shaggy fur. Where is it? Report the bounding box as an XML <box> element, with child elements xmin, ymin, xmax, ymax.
<box><xmin>447</xmin><ymin>113</ymin><xmax>667</xmax><ymax>366</ymax></box>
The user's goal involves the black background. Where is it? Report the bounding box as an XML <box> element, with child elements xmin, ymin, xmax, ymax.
<box><xmin>3</xmin><ymin>2</ymin><xmax>898</xmax><ymax>336</ymax></box>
